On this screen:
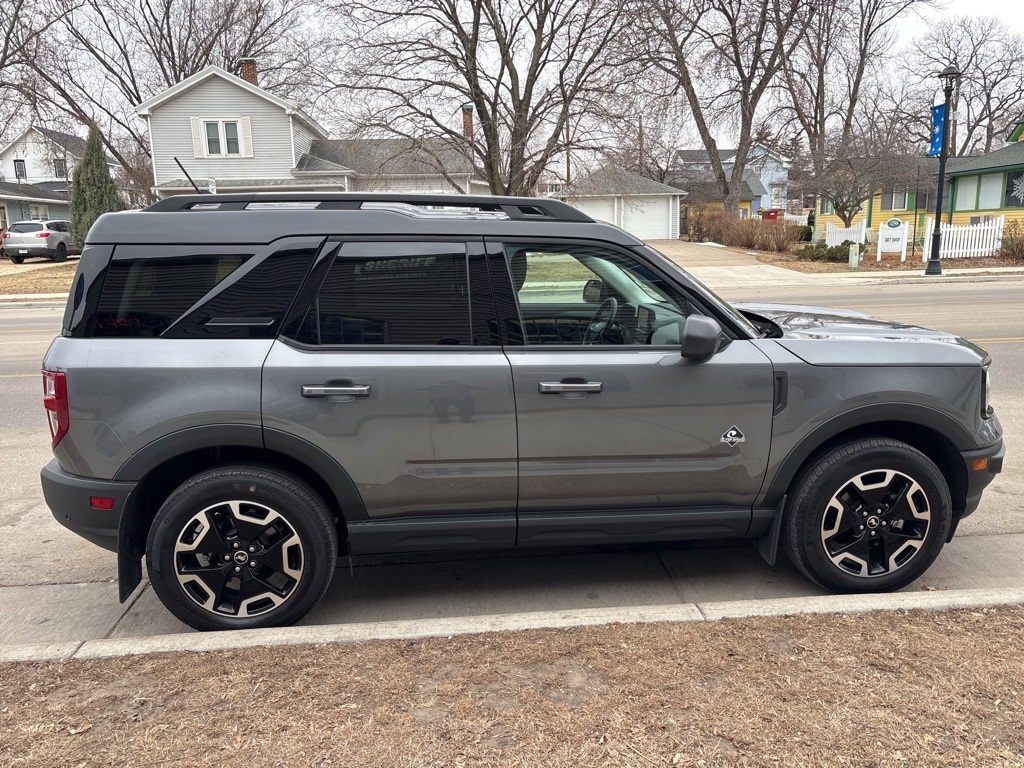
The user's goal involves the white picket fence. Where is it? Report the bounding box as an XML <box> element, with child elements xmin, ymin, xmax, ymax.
<box><xmin>921</xmin><ymin>215</ymin><xmax>1004</xmax><ymax>260</ymax></box>
<box><xmin>825</xmin><ymin>220</ymin><xmax>867</xmax><ymax>246</ymax></box>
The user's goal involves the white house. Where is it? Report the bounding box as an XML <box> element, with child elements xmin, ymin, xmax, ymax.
<box><xmin>560</xmin><ymin>166</ymin><xmax>683</xmax><ymax>241</ymax></box>
<box><xmin>136</xmin><ymin>63</ymin><xmax>489</xmax><ymax>197</ymax></box>
<box><xmin>0</xmin><ymin>126</ymin><xmax>118</xmax><ymax>195</ymax></box>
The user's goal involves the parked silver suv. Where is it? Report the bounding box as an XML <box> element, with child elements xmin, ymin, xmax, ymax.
<box><xmin>3</xmin><ymin>219</ymin><xmax>74</xmax><ymax>263</ymax></box>
<box><xmin>41</xmin><ymin>194</ymin><xmax>1005</xmax><ymax>631</ymax></box>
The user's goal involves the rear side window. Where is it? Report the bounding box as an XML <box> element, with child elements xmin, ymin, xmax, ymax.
<box><xmin>10</xmin><ymin>223</ymin><xmax>43</xmax><ymax>233</ymax></box>
<box><xmin>93</xmin><ymin>252</ymin><xmax>251</xmax><ymax>337</ymax></box>
<box><xmin>288</xmin><ymin>242</ymin><xmax>471</xmax><ymax>346</ymax></box>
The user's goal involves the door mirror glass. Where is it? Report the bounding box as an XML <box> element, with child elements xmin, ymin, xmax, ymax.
<box><xmin>582</xmin><ymin>278</ymin><xmax>604</xmax><ymax>303</ymax></box>
<box><xmin>681</xmin><ymin>315</ymin><xmax>723</xmax><ymax>359</ymax></box>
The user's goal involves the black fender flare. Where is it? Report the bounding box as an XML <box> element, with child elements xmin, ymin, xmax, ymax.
<box><xmin>760</xmin><ymin>402</ymin><xmax>974</xmax><ymax>508</ymax></box>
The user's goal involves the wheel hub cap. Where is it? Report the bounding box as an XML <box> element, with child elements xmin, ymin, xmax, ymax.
<box><xmin>820</xmin><ymin>469</ymin><xmax>931</xmax><ymax>578</ymax></box>
<box><xmin>172</xmin><ymin>500</ymin><xmax>304</xmax><ymax>617</ymax></box>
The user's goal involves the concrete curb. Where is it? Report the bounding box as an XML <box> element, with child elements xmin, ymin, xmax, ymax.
<box><xmin>2</xmin><ymin>587</ymin><xmax>1022</xmax><ymax>664</ymax></box>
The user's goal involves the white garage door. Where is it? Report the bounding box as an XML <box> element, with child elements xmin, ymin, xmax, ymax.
<box><xmin>572</xmin><ymin>197</ymin><xmax>616</xmax><ymax>225</ymax></box>
<box><xmin>621</xmin><ymin>197</ymin><xmax>671</xmax><ymax>241</ymax></box>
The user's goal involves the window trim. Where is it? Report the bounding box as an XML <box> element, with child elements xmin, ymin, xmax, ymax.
<box><xmin>13</xmin><ymin>159</ymin><xmax>27</xmax><ymax>179</ymax></box>
<box><xmin>54</xmin><ymin>158</ymin><xmax>67</xmax><ymax>178</ymax></box>
<box><xmin>203</xmin><ymin>119</ymin><xmax>242</xmax><ymax>157</ymax></box>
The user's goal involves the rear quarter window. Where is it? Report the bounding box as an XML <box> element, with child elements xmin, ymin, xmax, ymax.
<box><xmin>93</xmin><ymin>252</ymin><xmax>251</xmax><ymax>337</ymax></box>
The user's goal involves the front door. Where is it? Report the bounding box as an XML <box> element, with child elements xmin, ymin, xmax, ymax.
<box><xmin>488</xmin><ymin>239</ymin><xmax>776</xmax><ymax>545</ymax></box>
<box><xmin>262</xmin><ymin>238</ymin><xmax>517</xmax><ymax>553</ymax></box>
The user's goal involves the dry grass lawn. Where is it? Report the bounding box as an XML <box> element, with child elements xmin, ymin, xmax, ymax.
<box><xmin>0</xmin><ymin>259</ymin><xmax>77</xmax><ymax>295</ymax></box>
<box><xmin>2</xmin><ymin>606</ymin><xmax>1022</xmax><ymax>767</ymax></box>
<box><xmin>756</xmin><ymin>251</ymin><xmax>1024</xmax><ymax>274</ymax></box>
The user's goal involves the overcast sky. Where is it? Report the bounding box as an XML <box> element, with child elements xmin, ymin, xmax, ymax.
<box><xmin>901</xmin><ymin>0</ymin><xmax>1024</xmax><ymax>40</ymax></box>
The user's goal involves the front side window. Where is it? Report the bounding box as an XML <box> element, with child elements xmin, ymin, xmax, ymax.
<box><xmin>289</xmin><ymin>242</ymin><xmax>472</xmax><ymax>346</ymax></box>
<box><xmin>501</xmin><ymin>243</ymin><xmax>692</xmax><ymax>346</ymax></box>
<box><xmin>204</xmin><ymin>121</ymin><xmax>241</xmax><ymax>157</ymax></box>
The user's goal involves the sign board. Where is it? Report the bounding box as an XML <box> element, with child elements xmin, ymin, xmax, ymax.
<box><xmin>878</xmin><ymin>218</ymin><xmax>908</xmax><ymax>261</ymax></box>
<box><xmin>208</xmin><ymin>178</ymin><xmax>217</xmax><ymax>194</ymax></box>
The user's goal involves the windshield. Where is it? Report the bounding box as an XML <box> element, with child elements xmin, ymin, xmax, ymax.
<box><xmin>631</xmin><ymin>244</ymin><xmax>761</xmax><ymax>338</ymax></box>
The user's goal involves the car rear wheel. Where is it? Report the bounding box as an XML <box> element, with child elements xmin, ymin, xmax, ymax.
<box><xmin>146</xmin><ymin>465</ymin><xmax>337</xmax><ymax>631</ymax></box>
<box><xmin>783</xmin><ymin>438</ymin><xmax>951</xmax><ymax>592</ymax></box>
<box><xmin>9</xmin><ymin>253</ymin><xmax>23</xmax><ymax>264</ymax></box>
<box><xmin>52</xmin><ymin>243</ymin><xmax>67</xmax><ymax>262</ymax></box>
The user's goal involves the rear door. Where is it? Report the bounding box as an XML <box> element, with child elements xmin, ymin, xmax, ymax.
<box><xmin>262</xmin><ymin>238</ymin><xmax>518</xmax><ymax>554</ymax></box>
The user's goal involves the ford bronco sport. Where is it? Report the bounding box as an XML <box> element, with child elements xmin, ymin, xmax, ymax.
<box><xmin>41</xmin><ymin>193</ymin><xmax>1004</xmax><ymax>631</ymax></box>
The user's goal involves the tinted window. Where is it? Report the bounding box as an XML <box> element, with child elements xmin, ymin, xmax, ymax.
<box><xmin>164</xmin><ymin>243</ymin><xmax>318</xmax><ymax>339</ymax></box>
<box><xmin>291</xmin><ymin>242</ymin><xmax>471</xmax><ymax>346</ymax></box>
<box><xmin>93</xmin><ymin>253</ymin><xmax>251</xmax><ymax>337</ymax></box>
<box><xmin>10</xmin><ymin>223</ymin><xmax>43</xmax><ymax>233</ymax></box>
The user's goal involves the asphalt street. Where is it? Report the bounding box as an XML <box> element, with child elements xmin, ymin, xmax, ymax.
<box><xmin>0</xmin><ymin>277</ymin><xmax>1021</xmax><ymax>645</ymax></box>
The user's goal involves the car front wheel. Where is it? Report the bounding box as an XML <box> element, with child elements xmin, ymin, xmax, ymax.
<box><xmin>783</xmin><ymin>438</ymin><xmax>951</xmax><ymax>592</ymax></box>
<box><xmin>146</xmin><ymin>465</ymin><xmax>337</xmax><ymax>631</ymax></box>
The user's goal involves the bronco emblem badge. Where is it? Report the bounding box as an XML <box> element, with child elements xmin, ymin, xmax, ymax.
<box><xmin>720</xmin><ymin>426</ymin><xmax>746</xmax><ymax>447</ymax></box>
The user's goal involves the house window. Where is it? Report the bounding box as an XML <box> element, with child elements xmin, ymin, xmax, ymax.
<box><xmin>892</xmin><ymin>190</ymin><xmax>908</xmax><ymax>211</ymax></box>
<box><xmin>14</xmin><ymin>159</ymin><xmax>26</xmax><ymax>179</ymax></box>
<box><xmin>204</xmin><ymin>120</ymin><xmax>241</xmax><ymax>156</ymax></box>
<box><xmin>955</xmin><ymin>175</ymin><xmax>979</xmax><ymax>212</ymax></box>
<box><xmin>29</xmin><ymin>204</ymin><xmax>49</xmax><ymax>219</ymax></box>
<box><xmin>978</xmin><ymin>173</ymin><xmax>1003</xmax><ymax>210</ymax></box>
<box><xmin>819</xmin><ymin>197</ymin><xmax>834</xmax><ymax>215</ymax></box>
<box><xmin>54</xmin><ymin>159</ymin><xmax>67</xmax><ymax>178</ymax></box>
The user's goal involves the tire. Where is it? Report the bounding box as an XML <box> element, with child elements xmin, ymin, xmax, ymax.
<box><xmin>783</xmin><ymin>438</ymin><xmax>951</xmax><ymax>593</ymax></box>
<box><xmin>146</xmin><ymin>464</ymin><xmax>337</xmax><ymax>631</ymax></box>
<box><xmin>52</xmin><ymin>243</ymin><xmax>67</xmax><ymax>262</ymax></box>
<box><xmin>9</xmin><ymin>254</ymin><xmax>24</xmax><ymax>264</ymax></box>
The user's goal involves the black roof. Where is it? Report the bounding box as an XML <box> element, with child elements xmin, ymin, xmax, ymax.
<box><xmin>0</xmin><ymin>180</ymin><xmax>70</xmax><ymax>201</ymax></box>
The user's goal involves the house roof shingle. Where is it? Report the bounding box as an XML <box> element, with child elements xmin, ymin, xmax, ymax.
<box><xmin>300</xmin><ymin>138</ymin><xmax>475</xmax><ymax>177</ymax></box>
<box><xmin>669</xmin><ymin>171</ymin><xmax>766</xmax><ymax>202</ymax></box>
<box><xmin>561</xmin><ymin>166</ymin><xmax>682</xmax><ymax>197</ymax></box>
<box><xmin>0</xmin><ymin>180</ymin><xmax>70</xmax><ymax>202</ymax></box>
<box><xmin>946</xmin><ymin>142</ymin><xmax>1024</xmax><ymax>175</ymax></box>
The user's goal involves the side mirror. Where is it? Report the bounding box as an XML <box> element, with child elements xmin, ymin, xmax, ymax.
<box><xmin>680</xmin><ymin>315</ymin><xmax>723</xmax><ymax>360</ymax></box>
<box><xmin>582</xmin><ymin>279</ymin><xmax>604</xmax><ymax>303</ymax></box>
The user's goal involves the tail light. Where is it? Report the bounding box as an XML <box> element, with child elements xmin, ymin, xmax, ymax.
<box><xmin>2</xmin><ymin>232</ymin><xmax>8</xmax><ymax>238</ymax></box>
<box><xmin>42</xmin><ymin>370</ymin><xmax>69</xmax><ymax>448</ymax></box>
<box><xmin>36</xmin><ymin>232</ymin><xmax>51</xmax><ymax>238</ymax></box>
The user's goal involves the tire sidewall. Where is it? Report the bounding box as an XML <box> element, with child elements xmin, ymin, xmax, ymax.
<box><xmin>793</xmin><ymin>444</ymin><xmax>951</xmax><ymax>592</ymax></box>
<box><xmin>147</xmin><ymin>469</ymin><xmax>336</xmax><ymax>631</ymax></box>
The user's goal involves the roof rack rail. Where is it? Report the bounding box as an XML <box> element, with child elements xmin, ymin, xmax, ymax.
<box><xmin>145</xmin><ymin>192</ymin><xmax>594</xmax><ymax>223</ymax></box>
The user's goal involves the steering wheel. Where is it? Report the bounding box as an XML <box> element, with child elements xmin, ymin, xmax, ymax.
<box><xmin>582</xmin><ymin>297</ymin><xmax>618</xmax><ymax>344</ymax></box>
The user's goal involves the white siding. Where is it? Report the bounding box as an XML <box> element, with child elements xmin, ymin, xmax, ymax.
<box><xmin>0</xmin><ymin>129</ymin><xmax>75</xmax><ymax>185</ymax></box>
<box><xmin>351</xmin><ymin>175</ymin><xmax>470</xmax><ymax>194</ymax></box>
<box><xmin>149</xmin><ymin>77</ymin><xmax>295</xmax><ymax>184</ymax></box>
<box><xmin>291</xmin><ymin>121</ymin><xmax>317</xmax><ymax>165</ymax></box>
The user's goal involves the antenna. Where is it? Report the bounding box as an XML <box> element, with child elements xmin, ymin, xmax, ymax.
<box><xmin>173</xmin><ymin>157</ymin><xmax>205</xmax><ymax>194</ymax></box>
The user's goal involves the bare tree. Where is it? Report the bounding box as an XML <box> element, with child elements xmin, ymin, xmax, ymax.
<box><xmin>321</xmin><ymin>0</ymin><xmax>628</xmax><ymax>196</ymax></box>
<box><xmin>908</xmin><ymin>16</ymin><xmax>1024</xmax><ymax>156</ymax></box>
<box><xmin>781</xmin><ymin>0</ymin><xmax>928</xmax><ymax>183</ymax></box>
<box><xmin>0</xmin><ymin>0</ymin><xmax>53</xmax><ymax>137</ymax></box>
<box><xmin>18</xmin><ymin>0</ymin><xmax>326</xmax><ymax>198</ymax></box>
<box><xmin>637</xmin><ymin>0</ymin><xmax>814</xmax><ymax>216</ymax></box>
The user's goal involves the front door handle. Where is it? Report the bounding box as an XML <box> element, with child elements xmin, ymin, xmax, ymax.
<box><xmin>301</xmin><ymin>384</ymin><xmax>371</xmax><ymax>398</ymax></box>
<box><xmin>538</xmin><ymin>381</ymin><xmax>602</xmax><ymax>394</ymax></box>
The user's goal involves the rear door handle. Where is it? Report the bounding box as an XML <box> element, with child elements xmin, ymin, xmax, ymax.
<box><xmin>301</xmin><ymin>384</ymin><xmax>371</xmax><ymax>398</ymax></box>
<box><xmin>538</xmin><ymin>381</ymin><xmax>602</xmax><ymax>394</ymax></box>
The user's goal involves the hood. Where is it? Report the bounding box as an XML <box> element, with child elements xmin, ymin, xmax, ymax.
<box><xmin>734</xmin><ymin>302</ymin><xmax>989</xmax><ymax>366</ymax></box>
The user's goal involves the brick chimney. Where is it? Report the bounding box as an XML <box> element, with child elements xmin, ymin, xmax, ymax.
<box><xmin>462</xmin><ymin>103</ymin><xmax>474</xmax><ymax>139</ymax></box>
<box><xmin>238</xmin><ymin>58</ymin><xmax>258</xmax><ymax>86</ymax></box>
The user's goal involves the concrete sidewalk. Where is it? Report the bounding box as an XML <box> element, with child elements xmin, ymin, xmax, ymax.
<box><xmin>3</xmin><ymin>533</ymin><xmax>1024</xmax><ymax>661</ymax></box>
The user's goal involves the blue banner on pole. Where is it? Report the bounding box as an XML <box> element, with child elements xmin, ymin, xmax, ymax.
<box><xmin>928</xmin><ymin>104</ymin><xmax>945</xmax><ymax>157</ymax></box>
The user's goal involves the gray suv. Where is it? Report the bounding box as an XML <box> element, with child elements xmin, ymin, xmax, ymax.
<box><xmin>41</xmin><ymin>193</ymin><xmax>1004</xmax><ymax>631</ymax></box>
<box><xmin>4</xmin><ymin>219</ymin><xmax>74</xmax><ymax>263</ymax></box>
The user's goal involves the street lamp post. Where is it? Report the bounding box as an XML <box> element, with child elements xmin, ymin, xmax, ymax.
<box><xmin>925</xmin><ymin>64</ymin><xmax>962</xmax><ymax>276</ymax></box>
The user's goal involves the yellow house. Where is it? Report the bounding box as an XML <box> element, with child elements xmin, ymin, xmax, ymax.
<box><xmin>815</xmin><ymin>117</ymin><xmax>1024</xmax><ymax>238</ymax></box>
<box><xmin>944</xmin><ymin>119</ymin><xmax>1024</xmax><ymax>227</ymax></box>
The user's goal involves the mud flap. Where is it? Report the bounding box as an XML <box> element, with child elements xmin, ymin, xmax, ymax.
<box><xmin>756</xmin><ymin>494</ymin><xmax>787</xmax><ymax>566</ymax></box>
<box><xmin>117</xmin><ymin>512</ymin><xmax>144</xmax><ymax>603</ymax></box>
